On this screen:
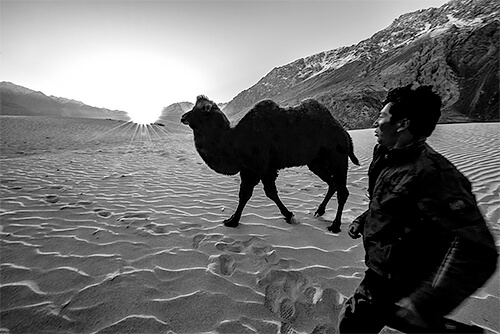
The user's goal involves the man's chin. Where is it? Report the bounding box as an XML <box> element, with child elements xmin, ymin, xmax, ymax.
<box><xmin>376</xmin><ymin>139</ymin><xmax>391</xmax><ymax>148</ymax></box>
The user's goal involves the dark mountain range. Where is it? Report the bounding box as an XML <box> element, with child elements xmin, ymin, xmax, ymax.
<box><xmin>0</xmin><ymin>82</ymin><xmax>130</xmax><ymax>121</ymax></box>
<box><xmin>218</xmin><ymin>0</ymin><xmax>499</xmax><ymax>129</ymax></box>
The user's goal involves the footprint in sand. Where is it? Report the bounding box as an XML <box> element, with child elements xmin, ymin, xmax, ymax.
<box><xmin>215</xmin><ymin>236</ymin><xmax>260</xmax><ymax>253</ymax></box>
<box><xmin>215</xmin><ymin>241</ymin><xmax>244</xmax><ymax>253</ymax></box>
<box><xmin>213</xmin><ymin>236</ymin><xmax>285</xmax><ymax>280</ymax></box>
<box><xmin>208</xmin><ymin>253</ymin><xmax>236</xmax><ymax>276</ymax></box>
<box><xmin>45</xmin><ymin>195</ymin><xmax>60</xmax><ymax>203</ymax></box>
<box><xmin>192</xmin><ymin>234</ymin><xmax>207</xmax><ymax>249</ymax></box>
<box><xmin>260</xmin><ymin>270</ymin><xmax>343</xmax><ymax>333</ymax></box>
<box><xmin>94</xmin><ymin>208</ymin><xmax>112</xmax><ymax>218</ymax></box>
<box><xmin>143</xmin><ymin>223</ymin><xmax>167</xmax><ymax>234</ymax></box>
<box><xmin>192</xmin><ymin>233</ymin><xmax>226</xmax><ymax>249</ymax></box>
<box><xmin>279</xmin><ymin>297</ymin><xmax>297</xmax><ymax>322</ymax></box>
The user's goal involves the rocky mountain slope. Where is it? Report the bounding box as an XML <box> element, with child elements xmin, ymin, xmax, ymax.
<box><xmin>156</xmin><ymin>101</ymin><xmax>228</xmax><ymax>128</ymax></box>
<box><xmin>0</xmin><ymin>82</ymin><xmax>130</xmax><ymax>121</ymax></box>
<box><xmin>222</xmin><ymin>0</ymin><xmax>499</xmax><ymax>129</ymax></box>
<box><xmin>156</xmin><ymin>102</ymin><xmax>193</xmax><ymax>132</ymax></box>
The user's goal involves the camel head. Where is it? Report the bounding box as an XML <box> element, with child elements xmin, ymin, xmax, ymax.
<box><xmin>181</xmin><ymin>95</ymin><xmax>230</xmax><ymax>131</ymax></box>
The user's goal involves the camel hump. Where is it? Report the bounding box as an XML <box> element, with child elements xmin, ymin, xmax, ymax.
<box><xmin>249</xmin><ymin>99</ymin><xmax>328</xmax><ymax>116</ymax></box>
<box><xmin>254</xmin><ymin>99</ymin><xmax>330</xmax><ymax>117</ymax></box>
<box><xmin>298</xmin><ymin>99</ymin><xmax>323</xmax><ymax>108</ymax></box>
<box><xmin>252</xmin><ymin>99</ymin><xmax>281</xmax><ymax>112</ymax></box>
<box><xmin>292</xmin><ymin>99</ymin><xmax>337</xmax><ymax>118</ymax></box>
<box><xmin>255</xmin><ymin>99</ymin><xmax>280</xmax><ymax>107</ymax></box>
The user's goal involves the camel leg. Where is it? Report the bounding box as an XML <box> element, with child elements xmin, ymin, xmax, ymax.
<box><xmin>308</xmin><ymin>159</ymin><xmax>337</xmax><ymax>217</ymax></box>
<box><xmin>224</xmin><ymin>167</ymin><xmax>260</xmax><ymax>228</ymax></box>
<box><xmin>328</xmin><ymin>165</ymin><xmax>349</xmax><ymax>233</ymax></box>
<box><xmin>262</xmin><ymin>171</ymin><xmax>294</xmax><ymax>223</ymax></box>
<box><xmin>308</xmin><ymin>157</ymin><xmax>349</xmax><ymax>233</ymax></box>
<box><xmin>315</xmin><ymin>180</ymin><xmax>337</xmax><ymax>217</ymax></box>
<box><xmin>328</xmin><ymin>185</ymin><xmax>348</xmax><ymax>233</ymax></box>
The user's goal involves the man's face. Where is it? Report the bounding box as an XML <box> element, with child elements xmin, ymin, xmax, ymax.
<box><xmin>374</xmin><ymin>103</ymin><xmax>400</xmax><ymax>148</ymax></box>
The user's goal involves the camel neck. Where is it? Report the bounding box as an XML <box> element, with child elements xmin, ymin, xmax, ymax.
<box><xmin>193</xmin><ymin>125</ymin><xmax>240</xmax><ymax>176</ymax></box>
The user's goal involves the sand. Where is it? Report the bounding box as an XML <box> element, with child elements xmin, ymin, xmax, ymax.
<box><xmin>0</xmin><ymin>116</ymin><xmax>499</xmax><ymax>334</ymax></box>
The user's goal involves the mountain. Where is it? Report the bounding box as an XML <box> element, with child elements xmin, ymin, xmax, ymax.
<box><xmin>156</xmin><ymin>102</ymin><xmax>193</xmax><ymax>132</ymax></box>
<box><xmin>0</xmin><ymin>82</ymin><xmax>131</xmax><ymax>121</ymax></box>
<box><xmin>156</xmin><ymin>100</ymin><xmax>227</xmax><ymax>129</ymax></box>
<box><xmin>222</xmin><ymin>0</ymin><xmax>499</xmax><ymax>129</ymax></box>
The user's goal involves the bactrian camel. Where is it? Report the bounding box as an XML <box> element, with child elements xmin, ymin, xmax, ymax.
<box><xmin>181</xmin><ymin>95</ymin><xmax>359</xmax><ymax>233</ymax></box>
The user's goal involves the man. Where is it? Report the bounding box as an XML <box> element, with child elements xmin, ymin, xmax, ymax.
<box><xmin>339</xmin><ymin>85</ymin><xmax>498</xmax><ymax>333</ymax></box>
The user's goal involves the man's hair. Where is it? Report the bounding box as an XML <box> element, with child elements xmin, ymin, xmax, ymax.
<box><xmin>383</xmin><ymin>85</ymin><xmax>442</xmax><ymax>137</ymax></box>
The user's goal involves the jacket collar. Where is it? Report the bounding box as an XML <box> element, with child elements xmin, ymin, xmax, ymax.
<box><xmin>387</xmin><ymin>137</ymin><xmax>426</xmax><ymax>162</ymax></box>
<box><xmin>376</xmin><ymin>137</ymin><xmax>427</xmax><ymax>164</ymax></box>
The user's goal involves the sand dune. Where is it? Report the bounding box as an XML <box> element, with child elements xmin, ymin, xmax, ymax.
<box><xmin>1</xmin><ymin>116</ymin><xmax>499</xmax><ymax>334</ymax></box>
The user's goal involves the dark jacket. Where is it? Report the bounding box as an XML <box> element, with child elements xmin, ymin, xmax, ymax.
<box><xmin>354</xmin><ymin>139</ymin><xmax>498</xmax><ymax>318</ymax></box>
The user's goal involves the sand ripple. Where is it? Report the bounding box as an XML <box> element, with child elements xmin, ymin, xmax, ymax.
<box><xmin>1</xmin><ymin>118</ymin><xmax>499</xmax><ymax>333</ymax></box>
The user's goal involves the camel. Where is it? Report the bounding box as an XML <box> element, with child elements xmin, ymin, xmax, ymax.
<box><xmin>181</xmin><ymin>95</ymin><xmax>359</xmax><ymax>232</ymax></box>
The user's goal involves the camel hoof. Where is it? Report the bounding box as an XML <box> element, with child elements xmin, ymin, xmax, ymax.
<box><xmin>327</xmin><ymin>225</ymin><xmax>341</xmax><ymax>233</ymax></box>
<box><xmin>223</xmin><ymin>218</ymin><xmax>239</xmax><ymax>228</ymax></box>
<box><xmin>286</xmin><ymin>215</ymin><xmax>298</xmax><ymax>225</ymax></box>
<box><xmin>314</xmin><ymin>207</ymin><xmax>325</xmax><ymax>217</ymax></box>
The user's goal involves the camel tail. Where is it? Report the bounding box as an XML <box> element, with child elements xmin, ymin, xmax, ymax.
<box><xmin>347</xmin><ymin>133</ymin><xmax>360</xmax><ymax>166</ymax></box>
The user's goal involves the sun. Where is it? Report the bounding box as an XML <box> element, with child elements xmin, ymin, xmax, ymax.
<box><xmin>128</xmin><ymin>110</ymin><xmax>161</xmax><ymax>125</ymax></box>
<box><xmin>59</xmin><ymin>49</ymin><xmax>206</xmax><ymax>126</ymax></box>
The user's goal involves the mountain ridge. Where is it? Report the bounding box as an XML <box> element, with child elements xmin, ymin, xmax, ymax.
<box><xmin>219</xmin><ymin>0</ymin><xmax>499</xmax><ymax>129</ymax></box>
<box><xmin>2</xmin><ymin>0</ymin><xmax>498</xmax><ymax>129</ymax></box>
<box><xmin>0</xmin><ymin>81</ymin><xmax>131</xmax><ymax>121</ymax></box>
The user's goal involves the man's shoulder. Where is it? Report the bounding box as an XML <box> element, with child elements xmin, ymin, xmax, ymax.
<box><xmin>419</xmin><ymin>143</ymin><xmax>456</xmax><ymax>172</ymax></box>
<box><xmin>418</xmin><ymin>144</ymin><xmax>472</xmax><ymax>191</ymax></box>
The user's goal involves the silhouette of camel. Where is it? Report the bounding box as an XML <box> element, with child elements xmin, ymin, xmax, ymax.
<box><xmin>181</xmin><ymin>95</ymin><xmax>359</xmax><ymax>232</ymax></box>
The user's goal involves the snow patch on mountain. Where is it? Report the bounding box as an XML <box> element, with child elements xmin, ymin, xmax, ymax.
<box><xmin>288</xmin><ymin>1</ymin><xmax>499</xmax><ymax>82</ymax></box>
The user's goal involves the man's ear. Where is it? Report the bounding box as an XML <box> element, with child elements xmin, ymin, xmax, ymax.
<box><xmin>397</xmin><ymin>118</ymin><xmax>410</xmax><ymax>132</ymax></box>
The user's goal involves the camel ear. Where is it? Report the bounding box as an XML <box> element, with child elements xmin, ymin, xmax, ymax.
<box><xmin>203</xmin><ymin>103</ymin><xmax>212</xmax><ymax>112</ymax></box>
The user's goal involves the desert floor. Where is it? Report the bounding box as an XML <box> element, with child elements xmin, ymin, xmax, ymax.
<box><xmin>1</xmin><ymin>116</ymin><xmax>499</xmax><ymax>334</ymax></box>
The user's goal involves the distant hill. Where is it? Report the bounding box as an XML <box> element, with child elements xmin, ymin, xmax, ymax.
<box><xmin>156</xmin><ymin>102</ymin><xmax>193</xmax><ymax>132</ymax></box>
<box><xmin>0</xmin><ymin>82</ymin><xmax>130</xmax><ymax>121</ymax></box>
<box><xmin>221</xmin><ymin>0</ymin><xmax>499</xmax><ymax>129</ymax></box>
<box><xmin>156</xmin><ymin>100</ymin><xmax>228</xmax><ymax>130</ymax></box>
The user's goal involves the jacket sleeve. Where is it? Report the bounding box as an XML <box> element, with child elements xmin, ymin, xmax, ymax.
<box><xmin>408</xmin><ymin>165</ymin><xmax>498</xmax><ymax>320</ymax></box>
<box><xmin>352</xmin><ymin>210</ymin><xmax>369</xmax><ymax>228</ymax></box>
<box><xmin>416</xmin><ymin>164</ymin><xmax>497</xmax><ymax>252</ymax></box>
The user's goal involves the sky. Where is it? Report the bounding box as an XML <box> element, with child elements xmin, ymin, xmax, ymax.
<box><xmin>1</xmin><ymin>0</ymin><xmax>450</xmax><ymax>124</ymax></box>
